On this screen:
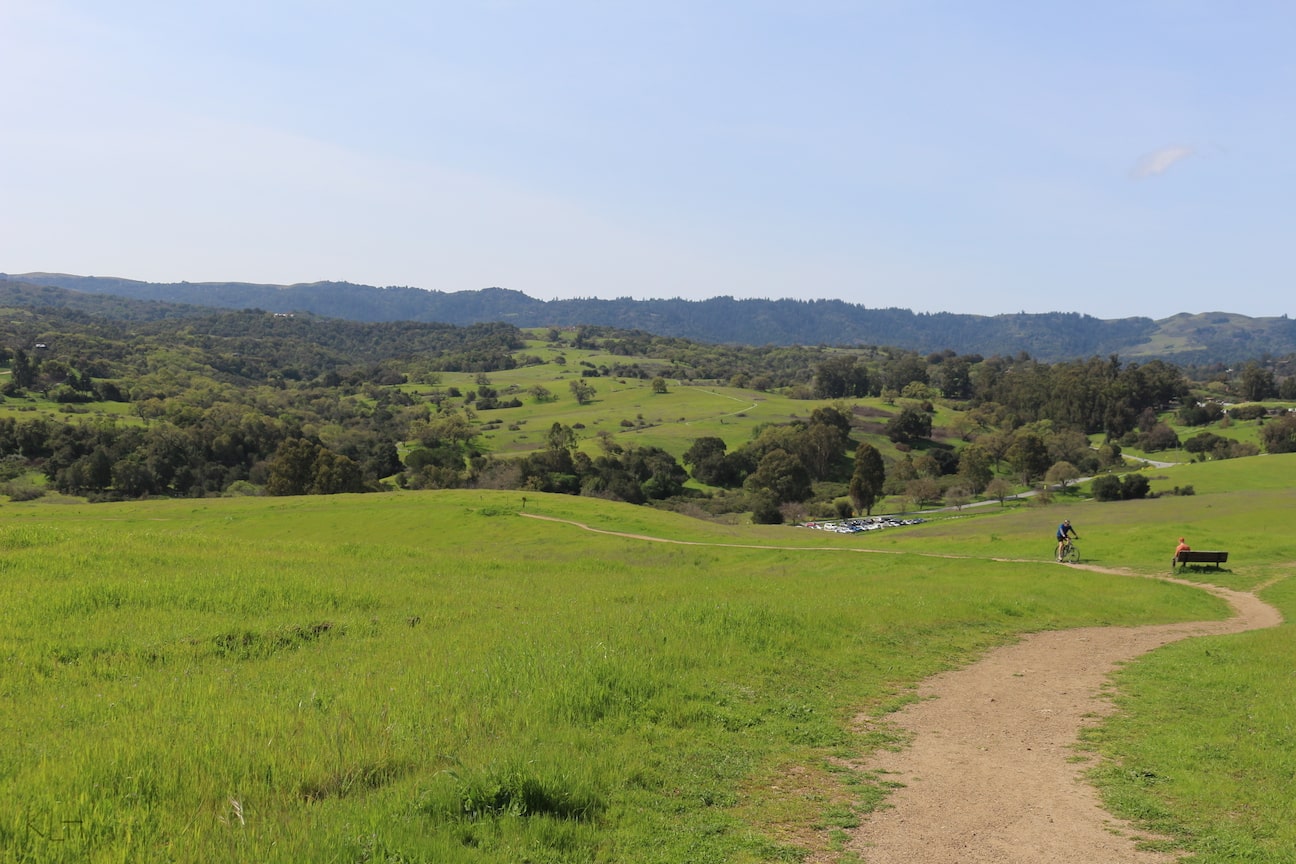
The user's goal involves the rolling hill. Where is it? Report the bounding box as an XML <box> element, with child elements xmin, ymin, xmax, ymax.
<box><xmin>4</xmin><ymin>271</ymin><xmax>1295</xmax><ymax>363</ymax></box>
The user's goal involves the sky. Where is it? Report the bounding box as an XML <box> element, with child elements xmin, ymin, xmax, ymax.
<box><xmin>2</xmin><ymin>1</ymin><xmax>1293</xmax><ymax>320</ymax></box>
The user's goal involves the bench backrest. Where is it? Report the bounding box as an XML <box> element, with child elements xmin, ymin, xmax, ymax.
<box><xmin>1176</xmin><ymin>550</ymin><xmax>1228</xmax><ymax>562</ymax></box>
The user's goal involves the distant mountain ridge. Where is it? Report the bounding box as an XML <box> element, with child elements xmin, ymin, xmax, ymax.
<box><xmin>4</xmin><ymin>272</ymin><xmax>1294</xmax><ymax>364</ymax></box>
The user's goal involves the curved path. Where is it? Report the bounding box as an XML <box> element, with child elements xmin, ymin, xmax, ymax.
<box><xmin>518</xmin><ymin>514</ymin><xmax>1284</xmax><ymax>862</ymax></box>
<box><xmin>842</xmin><ymin>569</ymin><xmax>1280</xmax><ymax>864</ymax></box>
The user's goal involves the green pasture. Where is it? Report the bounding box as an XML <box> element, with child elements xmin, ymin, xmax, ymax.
<box><xmin>1130</xmin><ymin>403</ymin><xmax>1296</xmax><ymax>465</ymax></box>
<box><xmin>1160</xmin><ymin>415</ymin><xmax>1260</xmax><ymax>461</ymax></box>
<box><xmin>0</xmin><ymin>393</ymin><xmax>138</xmax><ymax>424</ymax></box>
<box><xmin>427</xmin><ymin>355</ymin><xmax>895</xmax><ymax>460</ymax></box>
<box><xmin>3</xmin><ymin>456</ymin><xmax>1293</xmax><ymax>863</ymax></box>
<box><xmin>0</xmin><ymin>489</ymin><xmax>1228</xmax><ymax>863</ymax></box>
<box><xmin>1132</xmin><ymin>452</ymin><xmax>1296</xmax><ymax>497</ymax></box>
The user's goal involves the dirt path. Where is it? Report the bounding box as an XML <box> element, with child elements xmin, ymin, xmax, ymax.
<box><xmin>517</xmin><ymin>514</ymin><xmax>1284</xmax><ymax>862</ymax></box>
<box><xmin>843</xmin><ymin>569</ymin><xmax>1282</xmax><ymax>864</ymax></box>
<box><xmin>518</xmin><ymin>511</ymin><xmax>904</xmax><ymax>552</ymax></box>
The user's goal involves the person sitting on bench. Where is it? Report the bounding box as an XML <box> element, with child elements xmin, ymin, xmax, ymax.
<box><xmin>1173</xmin><ymin>537</ymin><xmax>1190</xmax><ymax>569</ymax></box>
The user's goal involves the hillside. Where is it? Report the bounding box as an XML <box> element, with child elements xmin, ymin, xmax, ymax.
<box><xmin>5</xmin><ymin>278</ymin><xmax>1296</xmax><ymax>516</ymax></box>
<box><xmin>8</xmin><ymin>272</ymin><xmax>1296</xmax><ymax>364</ymax></box>
<box><xmin>4</xmin><ymin>474</ymin><xmax>1295</xmax><ymax>862</ymax></box>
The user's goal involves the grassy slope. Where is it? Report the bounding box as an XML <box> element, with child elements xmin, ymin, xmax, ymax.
<box><xmin>2</xmin><ymin>380</ymin><xmax>1292</xmax><ymax>861</ymax></box>
<box><xmin>421</xmin><ymin>345</ymin><xmax>898</xmax><ymax>462</ymax></box>
<box><xmin>878</xmin><ymin>455</ymin><xmax>1296</xmax><ymax>862</ymax></box>
<box><xmin>533</xmin><ymin>454</ymin><xmax>1296</xmax><ymax>861</ymax></box>
<box><xmin>4</xmin><ymin>469</ymin><xmax>1276</xmax><ymax>864</ymax></box>
<box><xmin>1081</xmin><ymin>459</ymin><xmax>1296</xmax><ymax>862</ymax></box>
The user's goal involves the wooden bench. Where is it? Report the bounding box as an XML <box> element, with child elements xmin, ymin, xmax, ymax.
<box><xmin>1172</xmin><ymin>550</ymin><xmax>1229</xmax><ymax>572</ymax></box>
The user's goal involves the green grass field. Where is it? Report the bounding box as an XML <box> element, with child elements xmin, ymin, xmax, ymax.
<box><xmin>413</xmin><ymin>344</ymin><xmax>903</xmax><ymax>463</ymax></box>
<box><xmin>2</xmin><ymin>455</ymin><xmax>1294</xmax><ymax>862</ymax></box>
<box><xmin>0</xmin><ymin>393</ymin><xmax>139</xmax><ymax>424</ymax></box>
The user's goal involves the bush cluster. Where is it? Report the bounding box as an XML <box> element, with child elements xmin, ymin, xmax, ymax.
<box><xmin>1090</xmin><ymin>473</ymin><xmax>1151</xmax><ymax>502</ymax></box>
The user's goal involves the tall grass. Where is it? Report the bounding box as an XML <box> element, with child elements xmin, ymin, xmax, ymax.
<box><xmin>0</xmin><ymin>489</ymin><xmax>1228</xmax><ymax>863</ymax></box>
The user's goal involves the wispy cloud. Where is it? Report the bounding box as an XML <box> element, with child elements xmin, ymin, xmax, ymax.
<box><xmin>1132</xmin><ymin>145</ymin><xmax>1195</xmax><ymax>179</ymax></box>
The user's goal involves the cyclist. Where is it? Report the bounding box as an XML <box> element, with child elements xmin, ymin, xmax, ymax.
<box><xmin>1056</xmin><ymin>519</ymin><xmax>1079</xmax><ymax>562</ymax></box>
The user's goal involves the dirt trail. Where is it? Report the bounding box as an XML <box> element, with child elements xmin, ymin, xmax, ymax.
<box><xmin>517</xmin><ymin>514</ymin><xmax>1284</xmax><ymax>862</ymax></box>
<box><xmin>843</xmin><ymin>569</ymin><xmax>1282</xmax><ymax>864</ymax></box>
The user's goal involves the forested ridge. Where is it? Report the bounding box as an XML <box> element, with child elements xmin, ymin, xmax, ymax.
<box><xmin>3</xmin><ymin>282</ymin><xmax>1296</xmax><ymax>516</ymax></box>
<box><xmin>9</xmin><ymin>272</ymin><xmax>1296</xmax><ymax>365</ymax></box>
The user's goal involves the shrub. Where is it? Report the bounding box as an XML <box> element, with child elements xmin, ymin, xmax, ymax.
<box><xmin>1184</xmin><ymin>432</ymin><xmax>1223</xmax><ymax>455</ymax></box>
<box><xmin>1045</xmin><ymin>461</ymin><xmax>1081</xmax><ymax>489</ymax></box>
<box><xmin>750</xmin><ymin>493</ymin><xmax>783</xmax><ymax>524</ymax></box>
<box><xmin>1</xmin><ymin>480</ymin><xmax>47</xmax><ymax>502</ymax></box>
<box><xmin>1090</xmin><ymin>475</ymin><xmax>1124</xmax><ymax>502</ymax></box>
<box><xmin>885</xmin><ymin>406</ymin><xmax>933</xmax><ymax>443</ymax></box>
<box><xmin>1138</xmin><ymin>423</ymin><xmax>1180</xmax><ymax>452</ymax></box>
<box><xmin>1215</xmin><ymin>440</ymin><xmax>1259</xmax><ymax>460</ymax></box>
<box><xmin>49</xmin><ymin>384</ymin><xmax>93</xmax><ymax>404</ymax></box>
<box><xmin>1096</xmin><ymin>442</ymin><xmax>1123</xmax><ymax>468</ymax></box>
<box><xmin>1178</xmin><ymin>401</ymin><xmax>1224</xmax><ymax>426</ymax></box>
<box><xmin>1260</xmin><ymin>415</ymin><xmax>1296</xmax><ymax>454</ymax></box>
<box><xmin>1120</xmin><ymin>473</ymin><xmax>1150</xmax><ymax>499</ymax></box>
<box><xmin>984</xmin><ymin>477</ymin><xmax>1015</xmax><ymax>504</ymax></box>
<box><xmin>1228</xmin><ymin>404</ymin><xmax>1268</xmax><ymax>421</ymax></box>
<box><xmin>1092</xmin><ymin>473</ymin><xmax>1151</xmax><ymax>501</ymax></box>
<box><xmin>0</xmin><ymin>455</ymin><xmax>28</xmax><ymax>481</ymax></box>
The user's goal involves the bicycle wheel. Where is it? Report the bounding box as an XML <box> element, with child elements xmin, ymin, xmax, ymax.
<box><xmin>1063</xmin><ymin>544</ymin><xmax>1080</xmax><ymax>564</ymax></box>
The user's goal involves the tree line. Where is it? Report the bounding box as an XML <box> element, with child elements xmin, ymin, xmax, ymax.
<box><xmin>2</xmin><ymin>305</ymin><xmax>1296</xmax><ymax>514</ymax></box>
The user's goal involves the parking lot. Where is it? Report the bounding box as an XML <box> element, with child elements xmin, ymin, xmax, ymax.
<box><xmin>800</xmin><ymin>516</ymin><xmax>925</xmax><ymax>534</ymax></box>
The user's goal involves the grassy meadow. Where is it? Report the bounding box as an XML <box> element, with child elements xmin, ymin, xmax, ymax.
<box><xmin>3</xmin><ymin>454</ymin><xmax>1294</xmax><ymax>862</ymax></box>
<box><xmin>407</xmin><ymin>338</ymin><xmax>898</xmax><ymax>464</ymax></box>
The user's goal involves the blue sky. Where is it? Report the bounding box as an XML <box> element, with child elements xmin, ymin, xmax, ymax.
<box><xmin>3</xmin><ymin>1</ymin><xmax>1292</xmax><ymax>319</ymax></box>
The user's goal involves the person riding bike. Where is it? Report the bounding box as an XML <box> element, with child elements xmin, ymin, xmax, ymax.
<box><xmin>1056</xmin><ymin>519</ymin><xmax>1079</xmax><ymax>562</ymax></box>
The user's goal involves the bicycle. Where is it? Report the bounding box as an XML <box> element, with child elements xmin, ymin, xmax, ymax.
<box><xmin>1056</xmin><ymin>538</ymin><xmax>1080</xmax><ymax>564</ymax></box>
